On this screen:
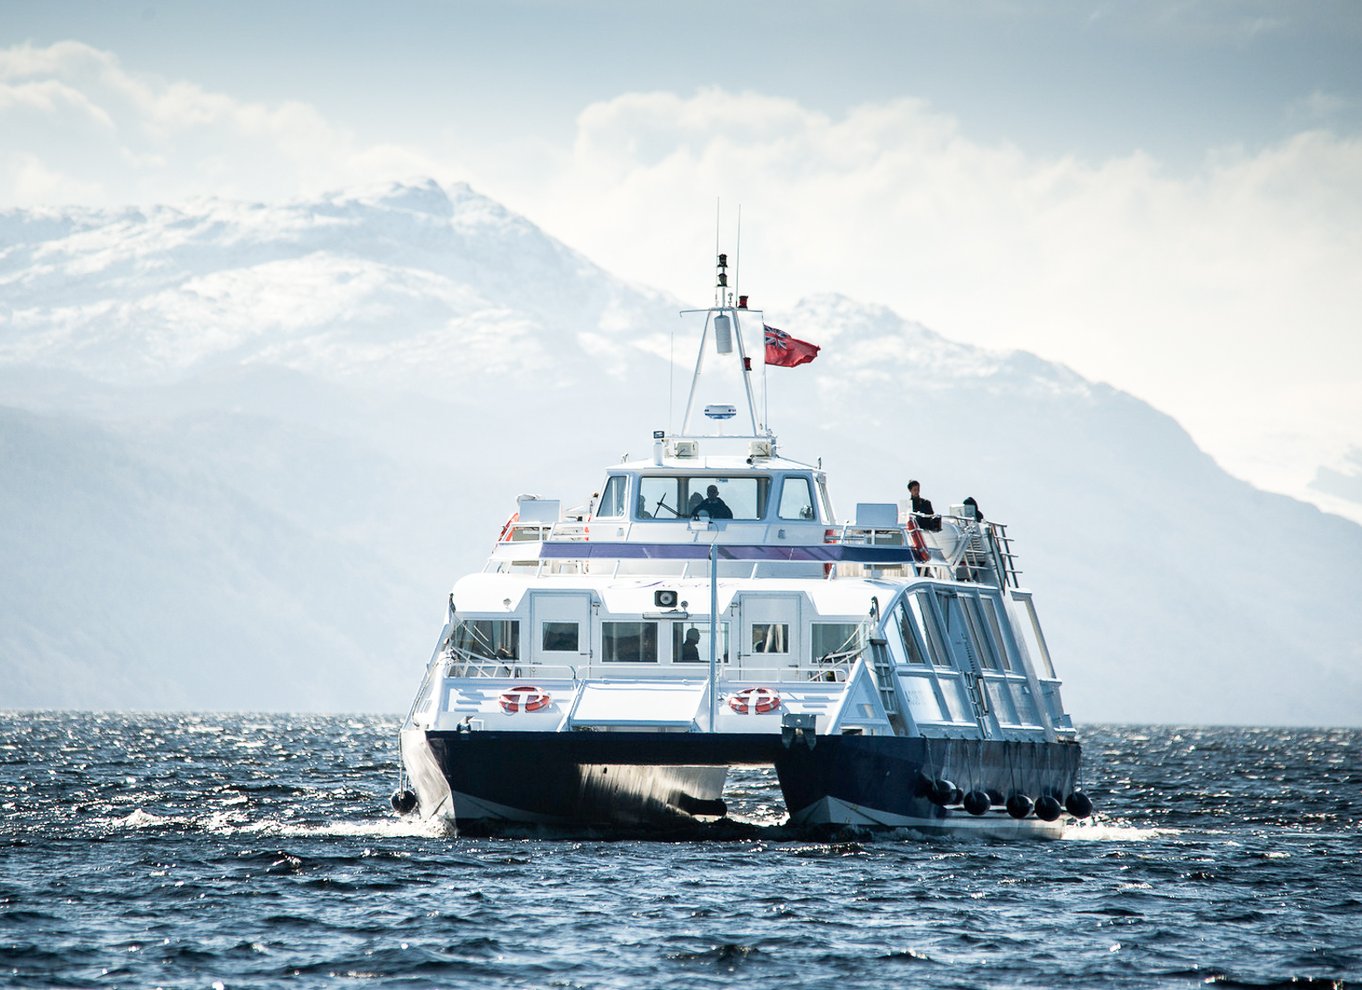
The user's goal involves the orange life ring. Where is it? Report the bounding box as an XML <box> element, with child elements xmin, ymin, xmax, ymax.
<box><xmin>497</xmin><ymin>512</ymin><xmax>519</xmax><ymax>544</ymax></box>
<box><xmin>499</xmin><ymin>685</ymin><xmax>551</xmax><ymax>714</ymax></box>
<box><xmin>823</xmin><ymin>528</ymin><xmax>838</xmax><ymax>577</ymax></box>
<box><xmin>728</xmin><ymin>686</ymin><xmax>782</xmax><ymax>715</ymax></box>
<box><xmin>905</xmin><ymin>517</ymin><xmax>930</xmax><ymax>563</ymax></box>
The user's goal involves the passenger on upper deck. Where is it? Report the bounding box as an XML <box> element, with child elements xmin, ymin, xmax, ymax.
<box><xmin>693</xmin><ymin>485</ymin><xmax>734</xmax><ymax>520</ymax></box>
<box><xmin>907</xmin><ymin>480</ymin><xmax>942</xmax><ymax>532</ymax></box>
<box><xmin>963</xmin><ymin>496</ymin><xmax>984</xmax><ymax>522</ymax></box>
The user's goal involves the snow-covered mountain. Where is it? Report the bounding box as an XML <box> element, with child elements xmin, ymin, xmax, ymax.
<box><xmin>2</xmin><ymin>180</ymin><xmax>1359</xmax><ymax>724</ymax></box>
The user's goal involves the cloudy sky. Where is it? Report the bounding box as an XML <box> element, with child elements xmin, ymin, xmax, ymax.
<box><xmin>3</xmin><ymin>1</ymin><xmax>1360</xmax><ymax>515</ymax></box>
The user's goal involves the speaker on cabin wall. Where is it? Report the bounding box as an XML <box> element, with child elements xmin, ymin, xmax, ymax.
<box><xmin>654</xmin><ymin>590</ymin><xmax>679</xmax><ymax>608</ymax></box>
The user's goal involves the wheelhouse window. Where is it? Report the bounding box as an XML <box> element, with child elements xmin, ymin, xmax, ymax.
<box><xmin>541</xmin><ymin>622</ymin><xmax>579</xmax><ymax>653</ymax></box>
<box><xmin>452</xmin><ymin>619</ymin><xmax>519</xmax><ymax>660</ymax></box>
<box><xmin>751</xmin><ymin>623</ymin><xmax>789</xmax><ymax>654</ymax></box>
<box><xmin>602</xmin><ymin>621</ymin><xmax>658</xmax><ymax>662</ymax></box>
<box><xmin>596</xmin><ymin>475</ymin><xmax>627</xmax><ymax>518</ymax></box>
<box><xmin>672</xmin><ymin>622</ymin><xmax>729</xmax><ymax>664</ymax></box>
<box><xmin>777</xmin><ymin>476</ymin><xmax>817</xmax><ymax>520</ymax></box>
<box><xmin>634</xmin><ymin>475</ymin><xmax>771</xmax><ymax>520</ymax></box>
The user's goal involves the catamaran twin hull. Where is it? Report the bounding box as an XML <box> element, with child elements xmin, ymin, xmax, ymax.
<box><xmin>393</xmin><ymin>254</ymin><xmax>1094</xmax><ymax>838</ymax></box>
<box><xmin>401</xmin><ymin>727</ymin><xmax>1082</xmax><ymax>837</ymax></box>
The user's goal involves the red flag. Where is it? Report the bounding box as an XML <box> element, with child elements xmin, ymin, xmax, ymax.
<box><xmin>764</xmin><ymin>324</ymin><xmax>820</xmax><ymax>368</ymax></box>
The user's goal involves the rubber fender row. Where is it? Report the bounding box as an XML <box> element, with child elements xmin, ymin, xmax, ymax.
<box><xmin>919</xmin><ymin>775</ymin><xmax>1093</xmax><ymax>820</ymax></box>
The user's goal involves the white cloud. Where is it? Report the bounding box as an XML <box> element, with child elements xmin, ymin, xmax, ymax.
<box><xmin>480</xmin><ymin>89</ymin><xmax>1362</xmax><ymax>502</ymax></box>
<box><xmin>0</xmin><ymin>40</ymin><xmax>442</xmax><ymax>208</ymax></box>
<box><xmin>1</xmin><ymin>40</ymin><xmax>1358</xmax><ymax>511</ymax></box>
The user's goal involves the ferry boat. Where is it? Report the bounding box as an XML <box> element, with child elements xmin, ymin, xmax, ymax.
<box><xmin>393</xmin><ymin>254</ymin><xmax>1092</xmax><ymax>837</ymax></box>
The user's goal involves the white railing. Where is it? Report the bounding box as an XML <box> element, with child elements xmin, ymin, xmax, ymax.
<box><xmin>489</xmin><ymin>514</ymin><xmax>1019</xmax><ymax>587</ymax></box>
<box><xmin>440</xmin><ymin>654</ymin><xmax>860</xmax><ymax>684</ymax></box>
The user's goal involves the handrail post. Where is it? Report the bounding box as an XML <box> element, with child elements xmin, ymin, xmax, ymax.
<box><xmin>708</xmin><ymin>540</ymin><xmax>719</xmax><ymax>732</ymax></box>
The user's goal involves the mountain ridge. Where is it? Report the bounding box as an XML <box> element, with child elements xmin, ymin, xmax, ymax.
<box><xmin>1</xmin><ymin>179</ymin><xmax>1358</xmax><ymax>724</ymax></box>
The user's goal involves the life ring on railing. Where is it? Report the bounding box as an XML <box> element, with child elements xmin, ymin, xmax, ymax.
<box><xmin>905</xmin><ymin>517</ymin><xmax>931</xmax><ymax>563</ymax></box>
<box><xmin>728</xmin><ymin>686</ymin><xmax>782</xmax><ymax>715</ymax></box>
<box><xmin>823</xmin><ymin>528</ymin><xmax>839</xmax><ymax>578</ymax></box>
<box><xmin>499</xmin><ymin>685</ymin><xmax>551</xmax><ymax>714</ymax></box>
<box><xmin>497</xmin><ymin>513</ymin><xmax>520</xmax><ymax>544</ymax></box>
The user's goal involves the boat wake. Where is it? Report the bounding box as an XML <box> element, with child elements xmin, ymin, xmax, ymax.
<box><xmin>105</xmin><ymin>807</ymin><xmax>455</xmax><ymax>839</ymax></box>
<box><xmin>1059</xmin><ymin>818</ymin><xmax>1169</xmax><ymax>842</ymax></box>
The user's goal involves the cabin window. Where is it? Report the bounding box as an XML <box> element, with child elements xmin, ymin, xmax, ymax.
<box><xmin>959</xmin><ymin>596</ymin><xmax>1002</xmax><ymax>672</ymax></box>
<box><xmin>451</xmin><ymin>619</ymin><xmax>519</xmax><ymax>660</ymax></box>
<box><xmin>1013</xmin><ymin>594</ymin><xmax>1058</xmax><ymax>679</ymax></box>
<box><xmin>894</xmin><ymin>604</ymin><xmax>929</xmax><ymax>665</ymax></box>
<box><xmin>602</xmin><ymin>621</ymin><xmax>658</xmax><ymax>662</ymax></box>
<box><xmin>672</xmin><ymin>622</ymin><xmax>729</xmax><ymax>664</ymax></box>
<box><xmin>811</xmin><ymin>622</ymin><xmax>864</xmax><ymax>663</ymax></box>
<box><xmin>908</xmin><ymin>593</ymin><xmax>951</xmax><ymax>668</ymax></box>
<box><xmin>777</xmin><ymin>477</ymin><xmax>817</xmax><ymax>520</ymax></box>
<box><xmin>541</xmin><ymin>622</ymin><xmax>579</xmax><ymax>653</ymax></box>
<box><xmin>635</xmin><ymin>475</ymin><xmax>771</xmax><ymax>520</ymax></box>
<box><xmin>637</xmin><ymin>476</ymin><xmax>677</xmax><ymax>519</ymax></box>
<box><xmin>751</xmin><ymin>623</ymin><xmax>789</xmax><ymax>654</ymax></box>
<box><xmin>979</xmin><ymin>598</ymin><xmax>1015</xmax><ymax>672</ymax></box>
<box><xmin>899</xmin><ymin>675</ymin><xmax>948</xmax><ymax>721</ymax></box>
<box><xmin>596</xmin><ymin>476</ymin><xmax>627</xmax><ymax>518</ymax></box>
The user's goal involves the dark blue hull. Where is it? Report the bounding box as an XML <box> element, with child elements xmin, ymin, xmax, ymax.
<box><xmin>409</xmin><ymin>729</ymin><xmax>1083</xmax><ymax>836</ymax></box>
<box><xmin>775</xmin><ymin>735</ymin><xmax>1082</xmax><ymax>834</ymax></box>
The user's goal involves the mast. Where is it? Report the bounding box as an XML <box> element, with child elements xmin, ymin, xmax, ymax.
<box><xmin>677</xmin><ymin>253</ymin><xmax>772</xmax><ymax>442</ymax></box>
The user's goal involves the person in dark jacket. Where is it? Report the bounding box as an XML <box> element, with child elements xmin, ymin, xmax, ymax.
<box><xmin>963</xmin><ymin>496</ymin><xmax>984</xmax><ymax>522</ymax></box>
<box><xmin>907</xmin><ymin>479</ymin><xmax>942</xmax><ymax>531</ymax></box>
<box><xmin>693</xmin><ymin>485</ymin><xmax>733</xmax><ymax>519</ymax></box>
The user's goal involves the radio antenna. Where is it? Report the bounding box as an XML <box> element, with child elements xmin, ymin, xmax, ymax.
<box><xmin>734</xmin><ymin>205</ymin><xmax>742</xmax><ymax>304</ymax></box>
<box><xmin>714</xmin><ymin>198</ymin><xmax>721</xmax><ymax>306</ymax></box>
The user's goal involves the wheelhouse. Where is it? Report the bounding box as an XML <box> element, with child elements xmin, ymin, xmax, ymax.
<box><xmin>594</xmin><ymin>468</ymin><xmax>835</xmax><ymax>525</ymax></box>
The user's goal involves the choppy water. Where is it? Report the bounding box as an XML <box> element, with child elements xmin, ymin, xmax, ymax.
<box><xmin>2</xmin><ymin>713</ymin><xmax>1358</xmax><ymax>989</ymax></box>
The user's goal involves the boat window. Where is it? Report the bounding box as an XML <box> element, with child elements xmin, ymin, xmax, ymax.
<box><xmin>984</xmin><ymin>680</ymin><xmax>1021</xmax><ymax>725</ymax></box>
<box><xmin>899</xmin><ymin>675</ymin><xmax>948</xmax><ymax>721</ymax></box>
<box><xmin>960</xmin><ymin>596</ymin><xmax>1002</xmax><ymax>672</ymax></box>
<box><xmin>451</xmin><ymin>619</ymin><xmax>519</xmax><ymax>660</ymax></box>
<box><xmin>817</xmin><ymin>478</ymin><xmax>835</xmax><ymax>524</ymax></box>
<box><xmin>596</xmin><ymin>475</ymin><xmax>627</xmax><ymax>518</ymax></box>
<box><xmin>777</xmin><ymin>476</ymin><xmax>817</xmax><ymax>520</ymax></box>
<box><xmin>908</xmin><ymin>592</ymin><xmax>951</xmax><ymax>667</ymax></box>
<box><xmin>672</xmin><ymin>622</ymin><xmax>729</xmax><ymax>664</ymax></box>
<box><xmin>979</xmin><ymin>598</ymin><xmax>1014</xmax><ymax>672</ymax></box>
<box><xmin>1013</xmin><ymin>594</ymin><xmax>1058</xmax><ymax>679</ymax></box>
<box><xmin>939</xmin><ymin>678</ymin><xmax>976</xmax><ymax>722</ymax></box>
<box><xmin>895</xmin><ymin>603</ymin><xmax>929</xmax><ymax>665</ymax></box>
<box><xmin>1006</xmin><ymin>681</ymin><xmax>1041</xmax><ymax>725</ymax></box>
<box><xmin>751</xmin><ymin>623</ymin><xmax>789</xmax><ymax>654</ymax></box>
<box><xmin>541</xmin><ymin>622</ymin><xmax>578</xmax><ymax>653</ymax></box>
<box><xmin>811</xmin><ymin>622</ymin><xmax>864</xmax><ymax>663</ymax></box>
<box><xmin>635</xmin><ymin>475</ymin><xmax>771</xmax><ymax>520</ymax></box>
<box><xmin>637</xmin><ymin>476</ymin><xmax>681</xmax><ymax>519</ymax></box>
<box><xmin>602</xmin><ymin>621</ymin><xmax>658</xmax><ymax>662</ymax></box>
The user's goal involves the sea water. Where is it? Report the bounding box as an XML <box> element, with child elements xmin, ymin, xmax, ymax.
<box><xmin>1</xmin><ymin>713</ymin><xmax>1357</xmax><ymax>988</ymax></box>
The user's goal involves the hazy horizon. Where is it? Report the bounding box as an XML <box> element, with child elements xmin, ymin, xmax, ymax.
<box><xmin>2</xmin><ymin>1</ymin><xmax>1360</xmax><ymax>523</ymax></box>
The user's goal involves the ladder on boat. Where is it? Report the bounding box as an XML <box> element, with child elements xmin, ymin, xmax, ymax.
<box><xmin>957</xmin><ymin>522</ymin><xmax>1022</xmax><ymax>588</ymax></box>
<box><xmin>868</xmin><ymin>637</ymin><xmax>910</xmax><ymax>735</ymax></box>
